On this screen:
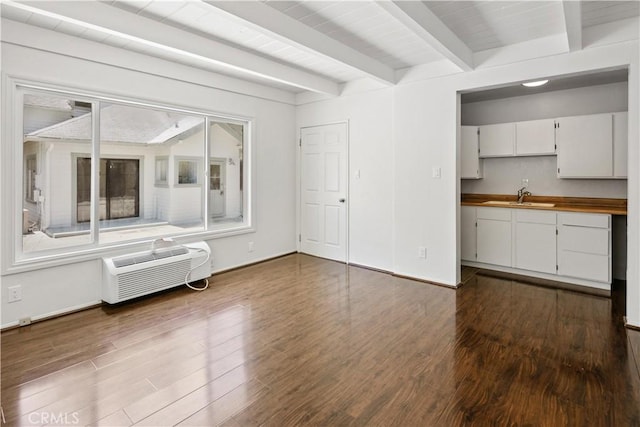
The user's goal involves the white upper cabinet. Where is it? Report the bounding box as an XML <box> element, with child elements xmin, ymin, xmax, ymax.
<box><xmin>515</xmin><ymin>119</ymin><xmax>556</xmax><ymax>156</ymax></box>
<box><xmin>468</xmin><ymin>111</ymin><xmax>626</xmax><ymax>177</ymax></box>
<box><xmin>613</xmin><ymin>112</ymin><xmax>628</xmax><ymax>178</ymax></box>
<box><xmin>479</xmin><ymin>123</ymin><xmax>515</xmax><ymax>157</ymax></box>
<box><xmin>556</xmin><ymin>113</ymin><xmax>613</xmax><ymax>178</ymax></box>
<box><xmin>461</xmin><ymin>126</ymin><xmax>482</xmax><ymax>179</ymax></box>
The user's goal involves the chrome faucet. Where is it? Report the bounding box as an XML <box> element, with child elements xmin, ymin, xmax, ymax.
<box><xmin>517</xmin><ymin>187</ymin><xmax>531</xmax><ymax>204</ymax></box>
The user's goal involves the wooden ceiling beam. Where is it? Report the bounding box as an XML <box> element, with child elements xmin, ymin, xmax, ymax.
<box><xmin>377</xmin><ymin>1</ymin><xmax>474</xmax><ymax>72</ymax></box>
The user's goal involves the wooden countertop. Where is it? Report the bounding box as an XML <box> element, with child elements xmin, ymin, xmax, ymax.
<box><xmin>461</xmin><ymin>193</ymin><xmax>627</xmax><ymax>215</ymax></box>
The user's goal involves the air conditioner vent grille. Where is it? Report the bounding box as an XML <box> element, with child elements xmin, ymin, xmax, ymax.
<box><xmin>102</xmin><ymin>241</ymin><xmax>210</xmax><ymax>304</ymax></box>
<box><xmin>113</xmin><ymin>247</ymin><xmax>189</xmax><ymax>268</ymax></box>
<box><xmin>117</xmin><ymin>259</ymin><xmax>191</xmax><ymax>300</ymax></box>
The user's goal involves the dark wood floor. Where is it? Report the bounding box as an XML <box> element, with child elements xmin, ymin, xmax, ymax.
<box><xmin>2</xmin><ymin>254</ymin><xmax>639</xmax><ymax>426</ymax></box>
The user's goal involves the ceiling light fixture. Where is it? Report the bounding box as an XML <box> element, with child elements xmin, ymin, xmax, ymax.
<box><xmin>522</xmin><ymin>80</ymin><xmax>549</xmax><ymax>87</ymax></box>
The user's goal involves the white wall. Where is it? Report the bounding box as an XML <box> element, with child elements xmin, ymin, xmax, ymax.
<box><xmin>461</xmin><ymin>82</ymin><xmax>628</xmax><ymax>198</ymax></box>
<box><xmin>297</xmin><ymin>88</ymin><xmax>394</xmax><ymax>272</ymax></box>
<box><xmin>1</xmin><ymin>39</ymin><xmax>297</xmax><ymax>327</ymax></box>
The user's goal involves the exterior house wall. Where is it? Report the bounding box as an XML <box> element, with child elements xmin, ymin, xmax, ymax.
<box><xmin>153</xmin><ymin>145</ymin><xmax>171</xmax><ymax>221</ymax></box>
<box><xmin>211</xmin><ymin>124</ymin><xmax>242</xmax><ymax>218</ymax></box>
<box><xmin>168</xmin><ymin>131</ymin><xmax>205</xmax><ymax>225</ymax></box>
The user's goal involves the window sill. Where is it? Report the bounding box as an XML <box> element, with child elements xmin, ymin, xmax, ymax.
<box><xmin>4</xmin><ymin>224</ymin><xmax>255</xmax><ymax>275</ymax></box>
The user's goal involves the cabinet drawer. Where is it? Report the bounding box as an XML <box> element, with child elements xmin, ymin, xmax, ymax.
<box><xmin>558</xmin><ymin>251</ymin><xmax>609</xmax><ymax>283</ymax></box>
<box><xmin>477</xmin><ymin>207</ymin><xmax>512</xmax><ymax>221</ymax></box>
<box><xmin>559</xmin><ymin>226</ymin><xmax>609</xmax><ymax>255</ymax></box>
<box><xmin>558</xmin><ymin>213</ymin><xmax>609</xmax><ymax>229</ymax></box>
<box><xmin>515</xmin><ymin>210</ymin><xmax>556</xmax><ymax>224</ymax></box>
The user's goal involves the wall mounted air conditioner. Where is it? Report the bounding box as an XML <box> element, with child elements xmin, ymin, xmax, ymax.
<box><xmin>102</xmin><ymin>241</ymin><xmax>210</xmax><ymax>304</ymax></box>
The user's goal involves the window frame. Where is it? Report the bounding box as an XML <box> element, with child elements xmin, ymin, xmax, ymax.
<box><xmin>3</xmin><ymin>77</ymin><xmax>255</xmax><ymax>274</ymax></box>
<box><xmin>154</xmin><ymin>156</ymin><xmax>169</xmax><ymax>187</ymax></box>
<box><xmin>174</xmin><ymin>157</ymin><xmax>201</xmax><ymax>187</ymax></box>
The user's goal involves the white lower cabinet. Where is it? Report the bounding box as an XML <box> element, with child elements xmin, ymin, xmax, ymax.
<box><xmin>463</xmin><ymin>207</ymin><xmax>612</xmax><ymax>287</ymax></box>
<box><xmin>461</xmin><ymin>206</ymin><xmax>476</xmax><ymax>261</ymax></box>
<box><xmin>557</xmin><ymin>213</ymin><xmax>611</xmax><ymax>283</ymax></box>
<box><xmin>476</xmin><ymin>207</ymin><xmax>512</xmax><ymax>267</ymax></box>
<box><xmin>514</xmin><ymin>210</ymin><xmax>557</xmax><ymax>274</ymax></box>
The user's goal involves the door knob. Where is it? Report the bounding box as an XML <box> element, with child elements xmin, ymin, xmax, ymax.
<box><xmin>339</xmin><ymin>198</ymin><xmax>345</xmax><ymax>203</ymax></box>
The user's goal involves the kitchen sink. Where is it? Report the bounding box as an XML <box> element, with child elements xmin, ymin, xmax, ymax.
<box><xmin>482</xmin><ymin>201</ymin><xmax>555</xmax><ymax>208</ymax></box>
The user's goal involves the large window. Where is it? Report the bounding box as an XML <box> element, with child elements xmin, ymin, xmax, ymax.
<box><xmin>14</xmin><ymin>82</ymin><xmax>251</xmax><ymax>263</ymax></box>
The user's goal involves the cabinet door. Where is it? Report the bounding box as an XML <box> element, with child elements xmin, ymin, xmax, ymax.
<box><xmin>515</xmin><ymin>119</ymin><xmax>556</xmax><ymax>156</ymax></box>
<box><xmin>515</xmin><ymin>221</ymin><xmax>556</xmax><ymax>274</ymax></box>
<box><xmin>461</xmin><ymin>206</ymin><xmax>476</xmax><ymax>261</ymax></box>
<box><xmin>479</xmin><ymin>123</ymin><xmax>515</xmax><ymax>157</ymax></box>
<box><xmin>613</xmin><ymin>112</ymin><xmax>628</xmax><ymax>178</ymax></box>
<box><xmin>476</xmin><ymin>208</ymin><xmax>512</xmax><ymax>267</ymax></box>
<box><xmin>556</xmin><ymin>113</ymin><xmax>613</xmax><ymax>178</ymax></box>
<box><xmin>461</xmin><ymin>126</ymin><xmax>481</xmax><ymax>179</ymax></box>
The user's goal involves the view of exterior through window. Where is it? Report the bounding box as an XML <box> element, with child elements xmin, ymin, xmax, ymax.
<box><xmin>19</xmin><ymin>85</ymin><xmax>249</xmax><ymax>258</ymax></box>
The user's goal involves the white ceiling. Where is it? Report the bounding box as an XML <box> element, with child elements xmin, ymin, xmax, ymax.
<box><xmin>1</xmin><ymin>1</ymin><xmax>639</xmax><ymax>97</ymax></box>
<box><xmin>424</xmin><ymin>1</ymin><xmax>566</xmax><ymax>52</ymax></box>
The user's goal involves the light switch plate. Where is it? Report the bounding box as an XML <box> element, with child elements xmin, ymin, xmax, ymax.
<box><xmin>432</xmin><ymin>167</ymin><xmax>441</xmax><ymax>179</ymax></box>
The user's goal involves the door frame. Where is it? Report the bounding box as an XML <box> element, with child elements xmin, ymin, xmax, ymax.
<box><xmin>297</xmin><ymin>120</ymin><xmax>350</xmax><ymax>263</ymax></box>
<box><xmin>71</xmin><ymin>153</ymin><xmax>144</xmax><ymax>225</ymax></box>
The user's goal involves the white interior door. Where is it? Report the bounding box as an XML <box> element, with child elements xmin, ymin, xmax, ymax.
<box><xmin>300</xmin><ymin>123</ymin><xmax>348</xmax><ymax>262</ymax></box>
<box><xmin>209</xmin><ymin>159</ymin><xmax>226</xmax><ymax>218</ymax></box>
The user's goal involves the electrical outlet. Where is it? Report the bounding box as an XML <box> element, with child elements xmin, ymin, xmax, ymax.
<box><xmin>418</xmin><ymin>247</ymin><xmax>427</xmax><ymax>259</ymax></box>
<box><xmin>19</xmin><ymin>317</ymin><xmax>31</xmax><ymax>327</ymax></box>
<box><xmin>8</xmin><ymin>285</ymin><xmax>22</xmax><ymax>303</ymax></box>
<box><xmin>521</xmin><ymin>178</ymin><xmax>529</xmax><ymax>188</ymax></box>
<box><xmin>248</xmin><ymin>241</ymin><xmax>254</xmax><ymax>252</ymax></box>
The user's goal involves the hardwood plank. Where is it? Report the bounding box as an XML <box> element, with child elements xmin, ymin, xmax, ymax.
<box><xmin>132</xmin><ymin>366</ymin><xmax>251</xmax><ymax>426</ymax></box>
<box><xmin>175</xmin><ymin>379</ymin><xmax>268</xmax><ymax>426</ymax></box>
<box><xmin>91</xmin><ymin>409</ymin><xmax>132</xmax><ymax>427</ymax></box>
